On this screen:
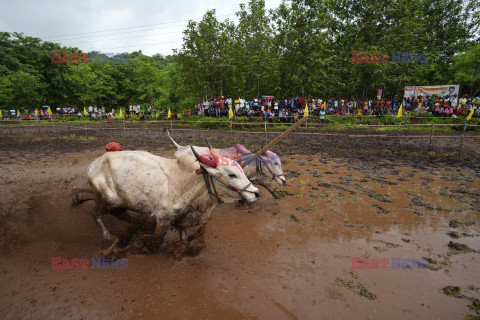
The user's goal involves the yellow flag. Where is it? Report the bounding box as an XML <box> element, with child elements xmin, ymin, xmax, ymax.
<box><xmin>167</xmin><ymin>108</ymin><xmax>171</xmax><ymax>119</ymax></box>
<box><xmin>466</xmin><ymin>107</ymin><xmax>475</xmax><ymax>121</ymax></box>
<box><xmin>34</xmin><ymin>108</ymin><xmax>38</xmax><ymax>116</ymax></box>
<box><xmin>17</xmin><ymin>109</ymin><xmax>20</xmax><ymax>118</ymax></box>
<box><xmin>119</xmin><ymin>108</ymin><xmax>123</xmax><ymax>118</ymax></box>
<box><xmin>397</xmin><ymin>104</ymin><xmax>403</xmax><ymax>118</ymax></box>
<box><xmin>228</xmin><ymin>107</ymin><xmax>234</xmax><ymax>119</ymax></box>
<box><xmin>83</xmin><ymin>107</ymin><xmax>88</xmax><ymax>116</ymax></box>
<box><xmin>304</xmin><ymin>104</ymin><xmax>309</xmax><ymax>117</ymax></box>
<box><xmin>323</xmin><ymin>101</ymin><xmax>326</xmax><ymax>109</ymax></box>
<box><xmin>47</xmin><ymin>107</ymin><xmax>52</xmax><ymax>115</ymax></box>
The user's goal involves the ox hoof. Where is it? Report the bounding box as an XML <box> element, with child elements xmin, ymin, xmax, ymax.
<box><xmin>101</xmin><ymin>237</ymin><xmax>120</xmax><ymax>258</ymax></box>
<box><xmin>133</xmin><ymin>234</ymin><xmax>162</xmax><ymax>254</ymax></box>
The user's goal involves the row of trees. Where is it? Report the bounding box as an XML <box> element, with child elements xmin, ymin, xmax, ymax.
<box><xmin>0</xmin><ymin>32</ymin><xmax>180</xmax><ymax>110</ymax></box>
<box><xmin>0</xmin><ymin>0</ymin><xmax>479</xmax><ymax>111</ymax></box>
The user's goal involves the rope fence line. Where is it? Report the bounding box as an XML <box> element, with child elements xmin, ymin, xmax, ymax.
<box><xmin>2</xmin><ymin>119</ymin><xmax>479</xmax><ymax>155</ymax></box>
<box><xmin>2</xmin><ymin>120</ymin><xmax>480</xmax><ymax>133</ymax></box>
<box><xmin>1</xmin><ymin>118</ymin><xmax>480</xmax><ymax>128</ymax></box>
<box><xmin>14</xmin><ymin>125</ymin><xmax>478</xmax><ymax>140</ymax></box>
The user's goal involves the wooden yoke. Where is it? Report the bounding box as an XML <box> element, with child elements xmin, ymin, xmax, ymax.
<box><xmin>253</xmin><ymin>116</ymin><xmax>308</xmax><ymax>157</ymax></box>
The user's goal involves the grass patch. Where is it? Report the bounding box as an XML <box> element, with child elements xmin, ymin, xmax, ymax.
<box><xmin>335</xmin><ymin>272</ymin><xmax>377</xmax><ymax>300</ymax></box>
<box><xmin>448</xmin><ymin>241</ymin><xmax>476</xmax><ymax>255</ymax></box>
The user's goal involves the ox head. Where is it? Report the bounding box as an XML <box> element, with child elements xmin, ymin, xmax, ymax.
<box><xmin>237</xmin><ymin>151</ymin><xmax>286</xmax><ymax>185</ymax></box>
<box><xmin>190</xmin><ymin>145</ymin><xmax>260</xmax><ymax>203</ymax></box>
<box><xmin>262</xmin><ymin>150</ymin><xmax>286</xmax><ymax>185</ymax></box>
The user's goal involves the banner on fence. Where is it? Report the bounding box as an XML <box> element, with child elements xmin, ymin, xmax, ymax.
<box><xmin>404</xmin><ymin>86</ymin><xmax>415</xmax><ymax>98</ymax></box>
<box><xmin>415</xmin><ymin>85</ymin><xmax>460</xmax><ymax>98</ymax></box>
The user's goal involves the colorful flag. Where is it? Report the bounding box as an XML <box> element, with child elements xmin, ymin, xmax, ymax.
<box><xmin>34</xmin><ymin>109</ymin><xmax>38</xmax><ymax>116</ymax></box>
<box><xmin>466</xmin><ymin>107</ymin><xmax>475</xmax><ymax>121</ymax></box>
<box><xmin>17</xmin><ymin>109</ymin><xmax>20</xmax><ymax>118</ymax></box>
<box><xmin>167</xmin><ymin>108</ymin><xmax>171</xmax><ymax>119</ymax></box>
<box><xmin>397</xmin><ymin>104</ymin><xmax>403</xmax><ymax>118</ymax></box>
<box><xmin>47</xmin><ymin>107</ymin><xmax>52</xmax><ymax>115</ymax></box>
<box><xmin>323</xmin><ymin>101</ymin><xmax>326</xmax><ymax>109</ymax></box>
<box><xmin>228</xmin><ymin>107</ymin><xmax>234</xmax><ymax>119</ymax></box>
<box><xmin>304</xmin><ymin>104</ymin><xmax>309</xmax><ymax>117</ymax></box>
<box><xmin>83</xmin><ymin>107</ymin><xmax>88</xmax><ymax>116</ymax></box>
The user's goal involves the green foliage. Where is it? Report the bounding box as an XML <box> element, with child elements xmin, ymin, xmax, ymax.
<box><xmin>380</xmin><ymin>116</ymin><xmax>411</xmax><ymax>125</ymax></box>
<box><xmin>0</xmin><ymin>0</ymin><xmax>479</xmax><ymax>110</ymax></box>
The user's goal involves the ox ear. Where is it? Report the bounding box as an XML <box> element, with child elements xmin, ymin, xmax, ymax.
<box><xmin>202</xmin><ymin>166</ymin><xmax>222</xmax><ymax>178</ymax></box>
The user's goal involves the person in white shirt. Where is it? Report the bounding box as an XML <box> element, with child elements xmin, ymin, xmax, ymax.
<box><xmin>450</xmin><ymin>94</ymin><xmax>458</xmax><ymax>110</ymax></box>
<box><xmin>239</xmin><ymin>97</ymin><xmax>245</xmax><ymax>110</ymax></box>
<box><xmin>226</xmin><ymin>97</ymin><xmax>232</xmax><ymax>110</ymax></box>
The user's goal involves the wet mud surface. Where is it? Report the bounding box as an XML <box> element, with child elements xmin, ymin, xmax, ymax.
<box><xmin>0</xmin><ymin>126</ymin><xmax>479</xmax><ymax>319</ymax></box>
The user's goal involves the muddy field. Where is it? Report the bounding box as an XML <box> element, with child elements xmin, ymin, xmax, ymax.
<box><xmin>1</xmin><ymin>125</ymin><xmax>479</xmax><ymax>319</ymax></box>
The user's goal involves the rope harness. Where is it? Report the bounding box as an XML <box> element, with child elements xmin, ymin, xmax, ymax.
<box><xmin>197</xmin><ymin>166</ymin><xmax>253</xmax><ymax>203</ymax></box>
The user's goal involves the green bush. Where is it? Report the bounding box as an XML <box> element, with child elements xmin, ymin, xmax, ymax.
<box><xmin>379</xmin><ymin>116</ymin><xmax>411</xmax><ymax>125</ymax></box>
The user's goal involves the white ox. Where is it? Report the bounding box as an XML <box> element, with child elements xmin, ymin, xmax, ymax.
<box><xmin>87</xmin><ymin>147</ymin><xmax>259</xmax><ymax>248</ymax></box>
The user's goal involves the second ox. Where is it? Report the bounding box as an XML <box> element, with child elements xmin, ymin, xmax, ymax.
<box><xmin>167</xmin><ymin>131</ymin><xmax>285</xmax><ymax>197</ymax></box>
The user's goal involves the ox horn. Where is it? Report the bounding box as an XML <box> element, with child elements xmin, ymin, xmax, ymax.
<box><xmin>253</xmin><ymin>116</ymin><xmax>308</xmax><ymax>157</ymax></box>
<box><xmin>210</xmin><ymin>148</ymin><xmax>220</xmax><ymax>161</ymax></box>
<box><xmin>190</xmin><ymin>145</ymin><xmax>201</xmax><ymax>159</ymax></box>
<box><xmin>206</xmin><ymin>139</ymin><xmax>220</xmax><ymax>161</ymax></box>
<box><xmin>206</xmin><ymin>139</ymin><xmax>213</xmax><ymax>150</ymax></box>
<box><xmin>205</xmin><ymin>139</ymin><xmax>220</xmax><ymax>160</ymax></box>
<box><xmin>191</xmin><ymin>145</ymin><xmax>218</xmax><ymax>167</ymax></box>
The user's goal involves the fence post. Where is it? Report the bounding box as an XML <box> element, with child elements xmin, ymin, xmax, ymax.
<box><xmin>123</xmin><ymin>119</ymin><xmax>126</xmax><ymax>138</ymax></box>
<box><xmin>395</xmin><ymin>122</ymin><xmax>401</xmax><ymax>152</ymax></box>
<box><xmin>230</xmin><ymin>121</ymin><xmax>233</xmax><ymax>142</ymax></box>
<box><xmin>84</xmin><ymin>120</ymin><xmax>87</xmax><ymax>136</ymax></box>
<box><xmin>264</xmin><ymin>121</ymin><xmax>267</xmax><ymax>146</ymax></box>
<box><xmin>197</xmin><ymin>120</ymin><xmax>200</xmax><ymax>144</ymax></box>
<box><xmin>347</xmin><ymin>124</ymin><xmax>351</xmax><ymax>148</ymax></box>
<box><xmin>427</xmin><ymin>123</ymin><xmax>434</xmax><ymax>151</ymax></box>
<box><xmin>459</xmin><ymin>124</ymin><xmax>467</xmax><ymax>154</ymax></box>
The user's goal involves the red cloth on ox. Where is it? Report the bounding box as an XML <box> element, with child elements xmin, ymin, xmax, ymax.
<box><xmin>105</xmin><ymin>142</ymin><xmax>122</xmax><ymax>152</ymax></box>
<box><xmin>197</xmin><ymin>155</ymin><xmax>217</xmax><ymax>167</ymax></box>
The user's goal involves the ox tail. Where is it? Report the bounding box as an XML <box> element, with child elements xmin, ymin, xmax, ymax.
<box><xmin>71</xmin><ymin>186</ymin><xmax>95</xmax><ymax>207</ymax></box>
<box><xmin>166</xmin><ymin>129</ymin><xmax>183</xmax><ymax>149</ymax></box>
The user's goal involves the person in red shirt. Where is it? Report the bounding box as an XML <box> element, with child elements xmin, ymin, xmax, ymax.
<box><xmin>214</xmin><ymin>97</ymin><xmax>221</xmax><ymax>117</ymax></box>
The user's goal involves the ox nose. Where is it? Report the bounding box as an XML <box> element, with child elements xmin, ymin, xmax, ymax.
<box><xmin>255</xmin><ymin>191</ymin><xmax>260</xmax><ymax>198</ymax></box>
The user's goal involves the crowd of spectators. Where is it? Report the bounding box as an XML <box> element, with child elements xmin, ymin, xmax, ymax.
<box><xmin>2</xmin><ymin>94</ymin><xmax>479</xmax><ymax>121</ymax></box>
<box><xmin>188</xmin><ymin>94</ymin><xmax>480</xmax><ymax>121</ymax></box>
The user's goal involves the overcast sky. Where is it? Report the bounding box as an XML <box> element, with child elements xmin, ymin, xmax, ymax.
<box><xmin>0</xmin><ymin>0</ymin><xmax>283</xmax><ymax>56</ymax></box>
